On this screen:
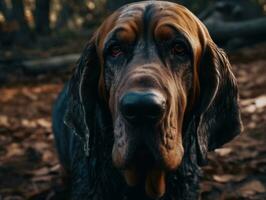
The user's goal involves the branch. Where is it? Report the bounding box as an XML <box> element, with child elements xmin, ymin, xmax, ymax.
<box><xmin>204</xmin><ymin>17</ymin><xmax>266</xmax><ymax>43</ymax></box>
<box><xmin>21</xmin><ymin>54</ymin><xmax>79</xmax><ymax>74</ymax></box>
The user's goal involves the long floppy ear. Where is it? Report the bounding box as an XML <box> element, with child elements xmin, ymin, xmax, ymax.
<box><xmin>195</xmin><ymin>40</ymin><xmax>242</xmax><ymax>165</ymax></box>
<box><xmin>63</xmin><ymin>37</ymin><xmax>100</xmax><ymax>157</ymax></box>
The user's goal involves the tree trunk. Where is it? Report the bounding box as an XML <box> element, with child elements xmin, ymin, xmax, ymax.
<box><xmin>11</xmin><ymin>0</ymin><xmax>29</xmax><ymax>31</ymax></box>
<box><xmin>205</xmin><ymin>17</ymin><xmax>266</xmax><ymax>44</ymax></box>
<box><xmin>35</xmin><ymin>0</ymin><xmax>50</xmax><ymax>34</ymax></box>
<box><xmin>21</xmin><ymin>54</ymin><xmax>79</xmax><ymax>74</ymax></box>
<box><xmin>11</xmin><ymin>0</ymin><xmax>31</xmax><ymax>43</ymax></box>
<box><xmin>56</xmin><ymin>5</ymin><xmax>70</xmax><ymax>29</ymax></box>
<box><xmin>0</xmin><ymin>0</ymin><xmax>11</xmax><ymax>20</ymax></box>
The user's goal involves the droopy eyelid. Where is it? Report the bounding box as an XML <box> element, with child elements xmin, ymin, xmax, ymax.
<box><xmin>104</xmin><ymin>40</ymin><xmax>120</xmax><ymax>56</ymax></box>
<box><xmin>104</xmin><ymin>39</ymin><xmax>136</xmax><ymax>57</ymax></box>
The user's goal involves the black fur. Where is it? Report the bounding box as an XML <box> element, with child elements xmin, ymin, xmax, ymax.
<box><xmin>52</xmin><ymin>3</ymin><xmax>242</xmax><ymax>200</ymax></box>
<box><xmin>53</xmin><ymin>84</ymin><xmax>202</xmax><ymax>200</ymax></box>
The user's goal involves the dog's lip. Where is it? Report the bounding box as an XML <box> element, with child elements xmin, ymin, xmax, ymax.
<box><xmin>123</xmin><ymin>145</ymin><xmax>156</xmax><ymax>179</ymax></box>
<box><xmin>123</xmin><ymin>166</ymin><xmax>166</xmax><ymax>199</ymax></box>
<box><xmin>122</xmin><ymin>146</ymin><xmax>166</xmax><ymax>198</ymax></box>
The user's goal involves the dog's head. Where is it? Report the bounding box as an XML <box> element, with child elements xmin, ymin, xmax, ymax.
<box><xmin>64</xmin><ymin>1</ymin><xmax>242</xmax><ymax>198</ymax></box>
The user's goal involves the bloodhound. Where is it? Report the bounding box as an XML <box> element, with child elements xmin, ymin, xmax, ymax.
<box><xmin>52</xmin><ymin>1</ymin><xmax>242</xmax><ymax>199</ymax></box>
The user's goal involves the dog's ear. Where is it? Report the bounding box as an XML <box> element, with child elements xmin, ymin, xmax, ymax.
<box><xmin>64</xmin><ymin>37</ymin><xmax>100</xmax><ymax>157</ymax></box>
<box><xmin>195</xmin><ymin>40</ymin><xmax>242</xmax><ymax>165</ymax></box>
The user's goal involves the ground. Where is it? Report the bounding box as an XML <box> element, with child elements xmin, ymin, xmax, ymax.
<box><xmin>0</xmin><ymin>43</ymin><xmax>265</xmax><ymax>200</ymax></box>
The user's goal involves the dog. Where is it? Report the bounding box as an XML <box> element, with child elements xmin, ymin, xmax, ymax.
<box><xmin>52</xmin><ymin>1</ymin><xmax>242</xmax><ymax>199</ymax></box>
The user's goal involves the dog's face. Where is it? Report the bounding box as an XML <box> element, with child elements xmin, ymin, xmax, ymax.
<box><xmin>64</xmin><ymin>1</ymin><xmax>242</xmax><ymax>199</ymax></box>
<box><xmin>96</xmin><ymin>2</ymin><xmax>204</xmax><ymax>197</ymax></box>
<box><xmin>108</xmin><ymin>25</ymin><xmax>190</xmax><ymax>169</ymax></box>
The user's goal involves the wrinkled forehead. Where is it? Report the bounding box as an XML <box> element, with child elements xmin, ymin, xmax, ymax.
<box><xmin>96</xmin><ymin>1</ymin><xmax>208</xmax><ymax>57</ymax></box>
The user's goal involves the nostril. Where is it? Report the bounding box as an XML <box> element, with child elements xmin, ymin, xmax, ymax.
<box><xmin>122</xmin><ymin>104</ymin><xmax>137</xmax><ymax>120</ymax></box>
<box><xmin>146</xmin><ymin>102</ymin><xmax>165</xmax><ymax>119</ymax></box>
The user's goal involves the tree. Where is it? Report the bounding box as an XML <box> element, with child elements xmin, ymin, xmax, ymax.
<box><xmin>11</xmin><ymin>0</ymin><xmax>29</xmax><ymax>32</ymax></box>
<box><xmin>11</xmin><ymin>0</ymin><xmax>31</xmax><ymax>43</ymax></box>
<box><xmin>56</xmin><ymin>0</ymin><xmax>72</xmax><ymax>29</ymax></box>
<box><xmin>35</xmin><ymin>0</ymin><xmax>50</xmax><ymax>34</ymax></box>
<box><xmin>0</xmin><ymin>0</ymin><xmax>11</xmax><ymax>20</ymax></box>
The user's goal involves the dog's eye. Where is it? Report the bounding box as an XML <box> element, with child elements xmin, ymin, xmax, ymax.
<box><xmin>171</xmin><ymin>42</ymin><xmax>186</xmax><ymax>55</ymax></box>
<box><xmin>110</xmin><ymin>45</ymin><xmax>123</xmax><ymax>57</ymax></box>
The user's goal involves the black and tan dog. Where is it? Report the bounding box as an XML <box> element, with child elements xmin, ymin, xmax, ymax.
<box><xmin>52</xmin><ymin>1</ymin><xmax>242</xmax><ymax>199</ymax></box>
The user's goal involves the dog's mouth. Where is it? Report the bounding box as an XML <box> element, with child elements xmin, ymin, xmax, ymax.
<box><xmin>122</xmin><ymin>145</ymin><xmax>166</xmax><ymax>199</ymax></box>
<box><xmin>112</xmin><ymin>117</ymin><xmax>184</xmax><ymax>198</ymax></box>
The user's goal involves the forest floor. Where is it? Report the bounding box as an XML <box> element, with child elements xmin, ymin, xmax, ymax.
<box><xmin>0</xmin><ymin>41</ymin><xmax>265</xmax><ymax>200</ymax></box>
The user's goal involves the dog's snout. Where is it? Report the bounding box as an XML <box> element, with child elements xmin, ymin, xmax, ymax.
<box><xmin>120</xmin><ymin>91</ymin><xmax>166</xmax><ymax>124</ymax></box>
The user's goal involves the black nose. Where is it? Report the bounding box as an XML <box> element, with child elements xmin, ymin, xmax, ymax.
<box><xmin>120</xmin><ymin>92</ymin><xmax>166</xmax><ymax>124</ymax></box>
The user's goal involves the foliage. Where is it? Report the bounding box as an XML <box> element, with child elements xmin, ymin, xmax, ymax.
<box><xmin>0</xmin><ymin>0</ymin><xmax>265</xmax><ymax>46</ymax></box>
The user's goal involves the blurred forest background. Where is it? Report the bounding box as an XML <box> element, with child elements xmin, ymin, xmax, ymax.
<box><xmin>0</xmin><ymin>0</ymin><xmax>266</xmax><ymax>199</ymax></box>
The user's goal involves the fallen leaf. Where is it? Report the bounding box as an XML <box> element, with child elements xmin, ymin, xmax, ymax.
<box><xmin>6</xmin><ymin>143</ymin><xmax>24</xmax><ymax>158</ymax></box>
<box><xmin>0</xmin><ymin>88</ymin><xmax>17</xmax><ymax>102</ymax></box>
<box><xmin>0</xmin><ymin>115</ymin><xmax>9</xmax><ymax>127</ymax></box>
<box><xmin>21</xmin><ymin>88</ymin><xmax>38</xmax><ymax>101</ymax></box>
<box><xmin>32</xmin><ymin>175</ymin><xmax>52</xmax><ymax>182</ymax></box>
<box><xmin>42</xmin><ymin>150</ymin><xmax>55</xmax><ymax>163</ymax></box>
<box><xmin>213</xmin><ymin>174</ymin><xmax>246</xmax><ymax>183</ymax></box>
<box><xmin>243</xmin><ymin>104</ymin><xmax>256</xmax><ymax>113</ymax></box>
<box><xmin>36</xmin><ymin>118</ymin><xmax>51</xmax><ymax>129</ymax></box>
<box><xmin>50</xmin><ymin>164</ymin><xmax>60</xmax><ymax>172</ymax></box>
<box><xmin>31</xmin><ymin>167</ymin><xmax>50</xmax><ymax>176</ymax></box>
<box><xmin>21</xmin><ymin>119</ymin><xmax>37</xmax><ymax>128</ymax></box>
<box><xmin>239</xmin><ymin>180</ymin><xmax>266</xmax><ymax>197</ymax></box>
<box><xmin>215</xmin><ymin>148</ymin><xmax>233</xmax><ymax>157</ymax></box>
<box><xmin>255</xmin><ymin>95</ymin><xmax>266</xmax><ymax>108</ymax></box>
